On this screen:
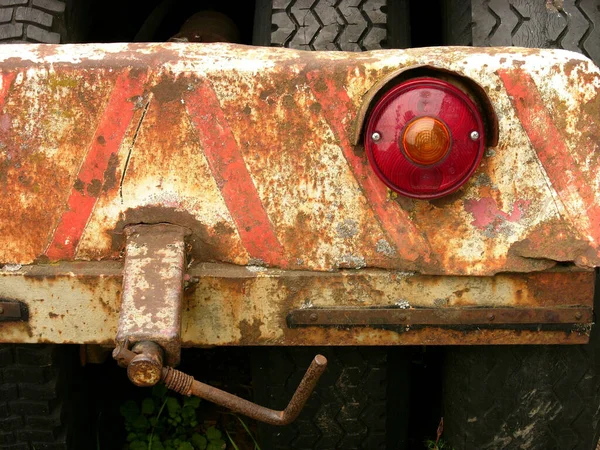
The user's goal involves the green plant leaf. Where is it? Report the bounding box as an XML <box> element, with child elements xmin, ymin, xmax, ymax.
<box><xmin>181</xmin><ymin>406</ymin><xmax>196</xmax><ymax>419</ymax></box>
<box><xmin>205</xmin><ymin>427</ymin><xmax>221</xmax><ymax>441</ymax></box>
<box><xmin>177</xmin><ymin>443</ymin><xmax>194</xmax><ymax>450</ymax></box>
<box><xmin>191</xmin><ymin>433</ymin><xmax>207</xmax><ymax>450</ymax></box>
<box><xmin>142</xmin><ymin>398</ymin><xmax>156</xmax><ymax>416</ymax></box>
<box><xmin>129</xmin><ymin>440</ymin><xmax>148</xmax><ymax>450</ymax></box>
<box><xmin>131</xmin><ymin>414</ymin><xmax>150</xmax><ymax>431</ymax></box>
<box><xmin>120</xmin><ymin>400</ymin><xmax>140</xmax><ymax>423</ymax></box>
<box><xmin>206</xmin><ymin>441</ymin><xmax>226</xmax><ymax>450</ymax></box>
<box><xmin>225</xmin><ymin>430</ymin><xmax>239</xmax><ymax>450</ymax></box>
<box><xmin>234</xmin><ymin>415</ymin><xmax>261</xmax><ymax>450</ymax></box>
<box><xmin>166</xmin><ymin>397</ymin><xmax>181</xmax><ymax>417</ymax></box>
<box><xmin>151</xmin><ymin>436</ymin><xmax>165</xmax><ymax>450</ymax></box>
<box><xmin>183</xmin><ymin>396</ymin><xmax>201</xmax><ymax>409</ymax></box>
<box><xmin>153</xmin><ymin>383</ymin><xmax>168</xmax><ymax>399</ymax></box>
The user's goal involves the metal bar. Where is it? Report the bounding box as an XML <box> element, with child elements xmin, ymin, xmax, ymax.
<box><xmin>288</xmin><ymin>307</ymin><xmax>593</xmax><ymax>327</ymax></box>
<box><xmin>116</xmin><ymin>224</ymin><xmax>188</xmax><ymax>366</ymax></box>
<box><xmin>0</xmin><ymin>301</ymin><xmax>23</xmax><ymax>321</ymax></box>
<box><xmin>114</xmin><ymin>345</ymin><xmax>328</xmax><ymax>426</ymax></box>
<box><xmin>0</xmin><ymin>263</ymin><xmax>595</xmax><ymax>346</ymax></box>
<box><xmin>185</xmin><ymin>356</ymin><xmax>327</xmax><ymax>425</ymax></box>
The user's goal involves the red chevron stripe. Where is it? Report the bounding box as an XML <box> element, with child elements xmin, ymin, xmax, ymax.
<box><xmin>184</xmin><ymin>81</ymin><xmax>286</xmax><ymax>267</ymax></box>
<box><xmin>499</xmin><ymin>69</ymin><xmax>600</xmax><ymax>245</ymax></box>
<box><xmin>45</xmin><ymin>70</ymin><xmax>147</xmax><ymax>260</ymax></box>
<box><xmin>0</xmin><ymin>72</ymin><xmax>15</xmax><ymax>104</ymax></box>
<box><xmin>306</xmin><ymin>70</ymin><xmax>431</xmax><ymax>263</ymax></box>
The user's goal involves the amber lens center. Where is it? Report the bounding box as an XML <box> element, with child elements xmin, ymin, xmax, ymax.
<box><xmin>402</xmin><ymin>117</ymin><xmax>450</xmax><ymax>165</ymax></box>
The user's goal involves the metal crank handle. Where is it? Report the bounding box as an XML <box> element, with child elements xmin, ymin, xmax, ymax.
<box><xmin>114</xmin><ymin>344</ymin><xmax>327</xmax><ymax>426</ymax></box>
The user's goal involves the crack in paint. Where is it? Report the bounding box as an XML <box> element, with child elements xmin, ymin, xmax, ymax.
<box><xmin>119</xmin><ymin>99</ymin><xmax>151</xmax><ymax>204</ymax></box>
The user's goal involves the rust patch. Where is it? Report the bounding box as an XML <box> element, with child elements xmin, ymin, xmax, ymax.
<box><xmin>73</xmin><ymin>178</ymin><xmax>85</xmax><ymax>194</ymax></box>
<box><xmin>509</xmin><ymin>220</ymin><xmax>593</xmax><ymax>264</ymax></box>
<box><xmin>238</xmin><ymin>318</ymin><xmax>264</xmax><ymax>344</ymax></box>
<box><xmin>115</xmin><ymin>206</ymin><xmax>239</xmax><ymax>264</ymax></box>
<box><xmin>524</xmin><ymin>270</ymin><xmax>595</xmax><ymax>307</ymax></box>
<box><xmin>87</xmin><ymin>179</ymin><xmax>102</xmax><ymax>197</ymax></box>
<box><xmin>102</xmin><ymin>153</ymin><xmax>119</xmax><ymax>193</ymax></box>
<box><xmin>151</xmin><ymin>73</ymin><xmax>191</xmax><ymax>104</ymax></box>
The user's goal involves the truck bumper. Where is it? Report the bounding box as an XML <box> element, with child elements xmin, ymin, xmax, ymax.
<box><xmin>0</xmin><ymin>43</ymin><xmax>598</xmax><ymax>345</ymax></box>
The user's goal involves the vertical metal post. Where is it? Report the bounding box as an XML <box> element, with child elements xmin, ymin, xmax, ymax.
<box><xmin>116</xmin><ymin>224</ymin><xmax>188</xmax><ymax>366</ymax></box>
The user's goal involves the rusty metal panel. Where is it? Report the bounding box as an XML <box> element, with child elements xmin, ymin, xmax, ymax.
<box><xmin>116</xmin><ymin>224</ymin><xmax>187</xmax><ymax>366</ymax></box>
<box><xmin>0</xmin><ymin>263</ymin><xmax>594</xmax><ymax>346</ymax></box>
<box><xmin>0</xmin><ymin>44</ymin><xmax>597</xmax><ymax>276</ymax></box>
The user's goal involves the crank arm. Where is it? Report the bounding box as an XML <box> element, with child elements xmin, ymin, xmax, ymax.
<box><xmin>114</xmin><ymin>342</ymin><xmax>327</xmax><ymax>426</ymax></box>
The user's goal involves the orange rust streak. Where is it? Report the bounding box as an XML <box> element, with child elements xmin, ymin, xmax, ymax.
<box><xmin>184</xmin><ymin>81</ymin><xmax>286</xmax><ymax>267</ymax></box>
<box><xmin>499</xmin><ymin>69</ymin><xmax>600</xmax><ymax>246</ymax></box>
<box><xmin>306</xmin><ymin>72</ymin><xmax>431</xmax><ymax>263</ymax></box>
<box><xmin>45</xmin><ymin>70</ymin><xmax>148</xmax><ymax>260</ymax></box>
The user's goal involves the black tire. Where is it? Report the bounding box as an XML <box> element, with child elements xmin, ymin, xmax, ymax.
<box><xmin>0</xmin><ymin>344</ymin><xmax>84</xmax><ymax>450</ymax></box>
<box><xmin>252</xmin><ymin>347</ymin><xmax>409</xmax><ymax>450</ymax></box>
<box><xmin>442</xmin><ymin>3</ymin><xmax>600</xmax><ymax>447</ymax></box>
<box><xmin>0</xmin><ymin>0</ymin><xmax>86</xmax><ymax>44</ymax></box>
<box><xmin>443</xmin><ymin>0</ymin><xmax>600</xmax><ymax>65</ymax></box>
<box><xmin>444</xmin><ymin>342</ymin><xmax>600</xmax><ymax>450</ymax></box>
<box><xmin>254</xmin><ymin>0</ymin><xmax>410</xmax><ymax>50</ymax></box>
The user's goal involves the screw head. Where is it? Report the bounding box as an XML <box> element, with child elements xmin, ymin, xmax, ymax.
<box><xmin>575</xmin><ymin>312</ymin><xmax>583</xmax><ymax>320</ymax></box>
<box><xmin>371</xmin><ymin>131</ymin><xmax>381</xmax><ymax>142</ymax></box>
<box><xmin>470</xmin><ymin>130</ymin><xmax>480</xmax><ymax>141</ymax></box>
<box><xmin>309</xmin><ymin>312</ymin><xmax>318</xmax><ymax>322</ymax></box>
<box><xmin>487</xmin><ymin>313</ymin><xmax>495</xmax><ymax>321</ymax></box>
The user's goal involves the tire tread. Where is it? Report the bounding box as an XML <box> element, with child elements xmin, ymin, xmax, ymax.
<box><xmin>0</xmin><ymin>345</ymin><xmax>70</xmax><ymax>450</ymax></box>
<box><xmin>253</xmin><ymin>347</ymin><xmax>388</xmax><ymax>450</ymax></box>
<box><xmin>0</xmin><ymin>0</ymin><xmax>65</xmax><ymax>43</ymax></box>
<box><xmin>444</xmin><ymin>0</ymin><xmax>600</xmax><ymax>65</ymax></box>
<box><xmin>270</xmin><ymin>0</ymin><xmax>388</xmax><ymax>51</ymax></box>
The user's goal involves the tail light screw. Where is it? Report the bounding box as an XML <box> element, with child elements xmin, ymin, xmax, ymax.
<box><xmin>371</xmin><ymin>131</ymin><xmax>381</xmax><ymax>142</ymax></box>
<box><xmin>470</xmin><ymin>130</ymin><xmax>480</xmax><ymax>141</ymax></box>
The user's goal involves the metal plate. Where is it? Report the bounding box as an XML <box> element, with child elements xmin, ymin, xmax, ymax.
<box><xmin>116</xmin><ymin>224</ymin><xmax>187</xmax><ymax>366</ymax></box>
<box><xmin>0</xmin><ymin>44</ymin><xmax>597</xmax><ymax>276</ymax></box>
<box><xmin>0</xmin><ymin>263</ymin><xmax>594</xmax><ymax>345</ymax></box>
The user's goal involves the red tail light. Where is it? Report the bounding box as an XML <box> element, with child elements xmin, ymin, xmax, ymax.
<box><xmin>364</xmin><ymin>77</ymin><xmax>485</xmax><ymax>200</ymax></box>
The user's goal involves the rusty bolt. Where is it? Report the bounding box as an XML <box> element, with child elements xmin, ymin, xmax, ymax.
<box><xmin>399</xmin><ymin>315</ymin><xmax>407</xmax><ymax>322</ymax></box>
<box><xmin>371</xmin><ymin>131</ymin><xmax>381</xmax><ymax>142</ymax></box>
<box><xmin>309</xmin><ymin>312</ymin><xmax>318</xmax><ymax>322</ymax></box>
<box><xmin>470</xmin><ymin>130</ymin><xmax>480</xmax><ymax>141</ymax></box>
<box><xmin>487</xmin><ymin>313</ymin><xmax>495</xmax><ymax>321</ymax></box>
<box><xmin>575</xmin><ymin>312</ymin><xmax>583</xmax><ymax>320</ymax></box>
<box><xmin>127</xmin><ymin>341</ymin><xmax>164</xmax><ymax>387</ymax></box>
<box><xmin>0</xmin><ymin>306</ymin><xmax>4</xmax><ymax>314</ymax></box>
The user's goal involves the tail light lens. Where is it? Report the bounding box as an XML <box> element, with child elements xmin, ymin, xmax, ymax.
<box><xmin>364</xmin><ymin>77</ymin><xmax>485</xmax><ymax>200</ymax></box>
